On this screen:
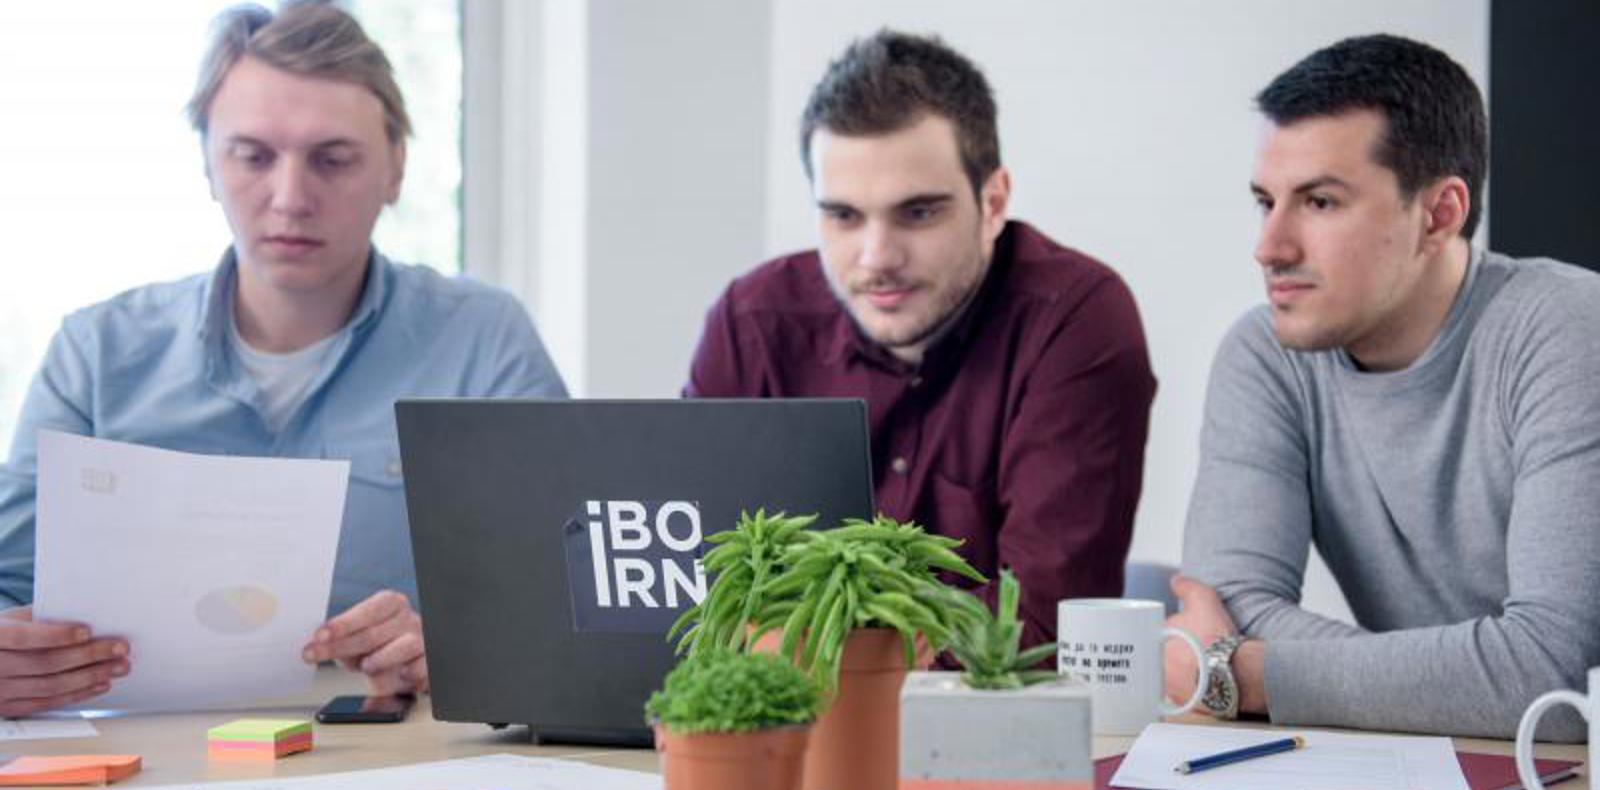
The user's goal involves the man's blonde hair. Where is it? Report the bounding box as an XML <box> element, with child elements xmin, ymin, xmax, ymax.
<box><xmin>185</xmin><ymin>1</ymin><xmax>411</xmax><ymax>143</ymax></box>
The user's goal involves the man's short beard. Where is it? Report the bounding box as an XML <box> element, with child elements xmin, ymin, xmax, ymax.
<box><xmin>855</xmin><ymin>262</ymin><xmax>987</xmax><ymax>353</ymax></box>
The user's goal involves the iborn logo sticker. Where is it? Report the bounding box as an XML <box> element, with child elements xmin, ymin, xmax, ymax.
<box><xmin>562</xmin><ymin>500</ymin><xmax>708</xmax><ymax>634</ymax></box>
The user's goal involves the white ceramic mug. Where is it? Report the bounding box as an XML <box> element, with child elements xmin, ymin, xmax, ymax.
<box><xmin>1057</xmin><ymin>598</ymin><xmax>1207</xmax><ymax>735</ymax></box>
<box><xmin>1515</xmin><ymin>666</ymin><xmax>1597</xmax><ymax>789</ymax></box>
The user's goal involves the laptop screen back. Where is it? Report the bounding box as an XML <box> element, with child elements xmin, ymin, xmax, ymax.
<box><xmin>395</xmin><ymin>398</ymin><xmax>873</xmax><ymax>743</ymax></box>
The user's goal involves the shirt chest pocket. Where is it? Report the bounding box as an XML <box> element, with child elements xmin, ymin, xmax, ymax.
<box><xmin>327</xmin><ymin>441</ymin><xmax>406</xmax><ymax>489</ymax></box>
<box><xmin>923</xmin><ymin>471</ymin><xmax>998</xmax><ymax>577</ymax></box>
<box><xmin>322</xmin><ymin>440</ymin><xmax>415</xmax><ymax>606</ymax></box>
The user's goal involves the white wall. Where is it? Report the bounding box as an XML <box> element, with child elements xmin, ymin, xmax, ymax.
<box><xmin>583</xmin><ymin>0</ymin><xmax>772</xmax><ymax>397</ymax></box>
<box><xmin>501</xmin><ymin>0</ymin><xmax>1488</xmax><ymax>621</ymax></box>
<box><xmin>471</xmin><ymin>0</ymin><xmax>772</xmax><ymax>398</ymax></box>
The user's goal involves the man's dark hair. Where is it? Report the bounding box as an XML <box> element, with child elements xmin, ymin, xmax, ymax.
<box><xmin>800</xmin><ymin>30</ymin><xmax>999</xmax><ymax>196</ymax></box>
<box><xmin>1257</xmin><ymin>34</ymin><xmax>1486</xmax><ymax>238</ymax></box>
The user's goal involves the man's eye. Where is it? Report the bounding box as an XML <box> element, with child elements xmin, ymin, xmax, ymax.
<box><xmin>825</xmin><ymin>207</ymin><xmax>858</xmax><ymax>223</ymax></box>
<box><xmin>1253</xmin><ymin>197</ymin><xmax>1273</xmax><ymax>214</ymax></box>
<box><xmin>314</xmin><ymin>154</ymin><xmax>353</xmax><ymax>171</ymax></box>
<box><xmin>1307</xmin><ymin>195</ymin><xmax>1337</xmax><ymax>211</ymax></box>
<box><xmin>902</xmin><ymin>205</ymin><xmax>938</xmax><ymax>223</ymax></box>
<box><xmin>232</xmin><ymin>147</ymin><xmax>271</xmax><ymax>168</ymax></box>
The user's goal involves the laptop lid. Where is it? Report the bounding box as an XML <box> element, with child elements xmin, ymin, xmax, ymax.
<box><xmin>395</xmin><ymin>398</ymin><xmax>873</xmax><ymax>744</ymax></box>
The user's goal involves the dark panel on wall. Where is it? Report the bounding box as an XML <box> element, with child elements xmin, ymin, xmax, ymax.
<box><xmin>1489</xmin><ymin>1</ymin><xmax>1600</xmax><ymax>271</ymax></box>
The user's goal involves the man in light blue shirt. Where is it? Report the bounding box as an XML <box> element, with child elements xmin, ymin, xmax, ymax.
<box><xmin>0</xmin><ymin>3</ymin><xmax>566</xmax><ymax>715</ymax></box>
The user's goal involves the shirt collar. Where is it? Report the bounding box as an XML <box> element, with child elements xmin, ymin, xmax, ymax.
<box><xmin>196</xmin><ymin>246</ymin><xmax>390</xmax><ymax>344</ymax></box>
<box><xmin>822</xmin><ymin>308</ymin><xmax>863</xmax><ymax>367</ymax></box>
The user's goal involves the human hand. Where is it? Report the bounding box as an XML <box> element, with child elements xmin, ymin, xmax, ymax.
<box><xmin>1162</xmin><ymin>575</ymin><xmax>1237</xmax><ymax>708</ymax></box>
<box><xmin>301</xmin><ymin>590</ymin><xmax>427</xmax><ymax>695</ymax></box>
<box><xmin>0</xmin><ymin>606</ymin><xmax>128</xmax><ymax>716</ymax></box>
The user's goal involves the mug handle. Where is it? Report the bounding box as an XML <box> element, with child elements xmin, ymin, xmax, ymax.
<box><xmin>1515</xmin><ymin>689</ymin><xmax>1589</xmax><ymax>790</ymax></box>
<box><xmin>1159</xmin><ymin>626</ymin><xmax>1208</xmax><ymax>716</ymax></box>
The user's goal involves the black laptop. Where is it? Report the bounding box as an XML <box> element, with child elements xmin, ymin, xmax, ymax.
<box><xmin>394</xmin><ymin>398</ymin><xmax>874</xmax><ymax>745</ymax></box>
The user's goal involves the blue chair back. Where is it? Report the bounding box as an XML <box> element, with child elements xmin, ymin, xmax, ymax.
<box><xmin>1123</xmin><ymin>561</ymin><xmax>1179</xmax><ymax>616</ymax></box>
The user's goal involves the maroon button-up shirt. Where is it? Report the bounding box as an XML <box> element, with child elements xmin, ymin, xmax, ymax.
<box><xmin>685</xmin><ymin>220</ymin><xmax>1155</xmax><ymax>649</ymax></box>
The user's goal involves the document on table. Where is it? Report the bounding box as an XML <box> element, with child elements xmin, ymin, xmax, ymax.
<box><xmin>32</xmin><ymin>431</ymin><xmax>348</xmax><ymax>711</ymax></box>
<box><xmin>1109</xmin><ymin>722</ymin><xmax>1469</xmax><ymax>790</ymax></box>
<box><xmin>139</xmin><ymin>754</ymin><xmax>662</xmax><ymax>789</ymax></box>
<box><xmin>0</xmin><ymin>715</ymin><xmax>98</xmax><ymax>740</ymax></box>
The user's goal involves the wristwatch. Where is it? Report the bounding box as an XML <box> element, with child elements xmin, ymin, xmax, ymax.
<box><xmin>1200</xmin><ymin>634</ymin><xmax>1246</xmax><ymax>720</ymax></box>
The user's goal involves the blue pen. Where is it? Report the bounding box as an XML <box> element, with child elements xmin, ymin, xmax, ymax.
<box><xmin>1174</xmin><ymin>735</ymin><xmax>1305</xmax><ymax>774</ymax></box>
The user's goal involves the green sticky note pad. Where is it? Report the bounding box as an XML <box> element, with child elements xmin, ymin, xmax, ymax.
<box><xmin>207</xmin><ymin>719</ymin><xmax>313</xmax><ymax>742</ymax></box>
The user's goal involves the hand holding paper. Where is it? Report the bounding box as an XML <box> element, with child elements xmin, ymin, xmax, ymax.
<box><xmin>302</xmin><ymin>589</ymin><xmax>429</xmax><ymax>694</ymax></box>
<box><xmin>0</xmin><ymin>606</ymin><xmax>127</xmax><ymax>716</ymax></box>
<box><xmin>32</xmin><ymin>431</ymin><xmax>348</xmax><ymax>711</ymax></box>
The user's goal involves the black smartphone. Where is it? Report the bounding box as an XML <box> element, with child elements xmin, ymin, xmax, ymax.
<box><xmin>314</xmin><ymin>694</ymin><xmax>414</xmax><ymax>724</ymax></box>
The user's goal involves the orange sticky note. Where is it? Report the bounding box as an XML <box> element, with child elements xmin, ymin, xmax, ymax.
<box><xmin>0</xmin><ymin>755</ymin><xmax>142</xmax><ymax>786</ymax></box>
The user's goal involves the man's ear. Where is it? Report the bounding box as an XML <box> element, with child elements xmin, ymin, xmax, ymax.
<box><xmin>385</xmin><ymin>140</ymin><xmax>407</xmax><ymax>204</ymax></box>
<box><xmin>980</xmin><ymin>166</ymin><xmax>1012</xmax><ymax>245</ymax></box>
<box><xmin>1421</xmin><ymin>176</ymin><xmax>1469</xmax><ymax>249</ymax></box>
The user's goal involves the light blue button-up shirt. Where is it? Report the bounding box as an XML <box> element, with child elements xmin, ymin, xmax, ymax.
<box><xmin>0</xmin><ymin>250</ymin><xmax>567</xmax><ymax>615</ymax></box>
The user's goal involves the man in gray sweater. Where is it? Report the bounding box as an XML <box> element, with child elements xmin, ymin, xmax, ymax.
<box><xmin>1166</xmin><ymin>34</ymin><xmax>1600</xmax><ymax>741</ymax></box>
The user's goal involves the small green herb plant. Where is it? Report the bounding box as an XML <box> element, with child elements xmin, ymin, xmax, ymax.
<box><xmin>645</xmin><ymin>649</ymin><xmax>824</xmax><ymax>734</ymax></box>
<box><xmin>945</xmin><ymin>569</ymin><xmax>1060</xmax><ymax>690</ymax></box>
<box><xmin>672</xmin><ymin>512</ymin><xmax>989</xmax><ymax>690</ymax></box>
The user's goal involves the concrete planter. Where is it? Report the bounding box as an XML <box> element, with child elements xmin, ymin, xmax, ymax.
<box><xmin>899</xmin><ymin>671</ymin><xmax>1093</xmax><ymax>790</ymax></box>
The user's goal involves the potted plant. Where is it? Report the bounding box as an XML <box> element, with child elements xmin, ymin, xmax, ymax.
<box><xmin>672</xmin><ymin>513</ymin><xmax>987</xmax><ymax>790</ymax></box>
<box><xmin>668</xmin><ymin>509</ymin><xmax>817</xmax><ymax>656</ymax></box>
<box><xmin>647</xmin><ymin>649</ymin><xmax>824</xmax><ymax>790</ymax></box>
<box><xmin>900</xmin><ymin>570</ymin><xmax>1094</xmax><ymax>789</ymax></box>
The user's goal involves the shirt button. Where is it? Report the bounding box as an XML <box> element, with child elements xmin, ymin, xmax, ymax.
<box><xmin>909</xmin><ymin>375</ymin><xmax>923</xmax><ymax>388</ymax></box>
<box><xmin>891</xmin><ymin>457</ymin><xmax>910</xmax><ymax>475</ymax></box>
<box><xmin>386</xmin><ymin>460</ymin><xmax>403</xmax><ymax>477</ymax></box>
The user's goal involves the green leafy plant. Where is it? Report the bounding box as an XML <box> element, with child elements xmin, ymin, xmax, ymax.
<box><xmin>750</xmin><ymin>515</ymin><xmax>988</xmax><ymax>689</ymax></box>
<box><xmin>945</xmin><ymin>569</ymin><xmax>1060</xmax><ymax>690</ymax></box>
<box><xmin>669</xmin><ymin>512</ymin><xmax>990</xmax><ymax>690</ymax></box>
<box><xmin>645</xmin><ymin>649</ymin><xmax>824</xmax><ymax>734</ymax></box>
<box><xmin>667</xmin><ymin>509</ymin><xmax>817</xmax><ymax>656</ymax></box>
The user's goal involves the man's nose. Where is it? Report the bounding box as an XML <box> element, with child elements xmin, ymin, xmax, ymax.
<box><xmin>268</xmin><ymin>158</ymin><xmax>316</xmax><ymax>218</ymax></box>
<box><xmin>857</xmin><ymin>220</ymin><xmax>907</xmax><ymax>274</ymax></box>
<box><xmin>1254</xmin><ymin>207</ymin><xmax>1301</xmax><ymax>270</ymax></box>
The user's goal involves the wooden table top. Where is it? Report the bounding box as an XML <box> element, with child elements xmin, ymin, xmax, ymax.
<box><xmin>13</xmin><ymin>668</ymin><xmax>1587</xmax><ymax>788</ymax></box>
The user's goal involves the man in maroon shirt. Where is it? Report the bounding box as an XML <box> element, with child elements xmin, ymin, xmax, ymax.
<box><xmin>685</xmin><ymin>30</ymin><xmax>1155</xmax><ymax>649</ymax></box>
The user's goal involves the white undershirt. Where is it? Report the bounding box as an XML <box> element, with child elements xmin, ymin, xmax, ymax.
<box><xmin>228</xmin><ymin>316</ymin><xmax>339</xmax><ymax>434</ymax></box>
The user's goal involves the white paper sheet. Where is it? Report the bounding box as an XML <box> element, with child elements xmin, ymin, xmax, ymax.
<box><xmin>1109</xmin><ymin>722</ymin><xmax>1469</xmax><ymax>790</ymax></box>
<box><xmin>33</xmin><ymin>431</ymin><xmax>348</xmax><ymax>711</ymax></box>
<box><xmin>0</xmin><ymin>715</ymin><xmax>98</xmax><ymax>740</ymax></box>
<box><xmin>139</xmin><ymin>754</ymin><xmax>662</xmax><ymax>790</ymax></box>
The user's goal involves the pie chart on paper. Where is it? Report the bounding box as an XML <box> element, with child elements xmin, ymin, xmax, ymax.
<box><xmin>194</xmin><ymin>585</ymin><xmax>280</xmax><ymax>635</ymax></box>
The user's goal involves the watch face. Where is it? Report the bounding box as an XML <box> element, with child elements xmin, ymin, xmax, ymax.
<box><xmin>1203</xmin><ymin>666</ymin><xmax>1237</xmax><ymax>714</ymax></box>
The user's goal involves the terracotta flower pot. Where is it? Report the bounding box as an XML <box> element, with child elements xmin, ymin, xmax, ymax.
<box><xmin>756</xmin><ymin>627</ymin><xmax>908</xmax><ymax>790</ymax></box>
<box><xmin>655</xmin><ymin>723</ymin><xmax>810</xmax><ymax>790</ymax></box>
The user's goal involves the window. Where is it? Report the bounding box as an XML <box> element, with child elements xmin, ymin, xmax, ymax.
<box><xmin>350</xmin><ymin>0</ymin><xmax>462</xmax><ymax>274</ymax></box>
<box><xmin>0</xmin><ymin>1</ymin><xmax>461</xmax><ymax>449</ymax></box>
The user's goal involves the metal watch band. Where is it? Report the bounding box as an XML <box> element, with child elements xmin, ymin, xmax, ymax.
<box><xmin>1200</xmin><ymin>634</ymin><xmax>1245</xmax><ymax>720</ymax></box>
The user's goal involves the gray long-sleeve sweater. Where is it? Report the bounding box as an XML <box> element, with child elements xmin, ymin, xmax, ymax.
<box><xmin>1183</xmin><ymin>247</ymin><xmax>1600</xmax><ymax>742</ymax></box>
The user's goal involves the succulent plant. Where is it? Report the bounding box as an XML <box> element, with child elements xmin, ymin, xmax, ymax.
<box><xmin>944</xmin><ymin>569</ymin><xmax>1060</xmax><ymax>690</ymax></box>
<box><xmin>670</xmin><ymin>512</ymin><xmax>989</xmax><ymax>690</ymax></box>
<box><xmin>662</xmin><ymin>511</ymin><xmax>985</xmax><ymax>690</ymax></box>
<box><xmin>667</xmin><ymin>509</ymin><xmax>816</xmax><ymax>656</ymax></box>
<box><xmin>754</xmin><ymin>515</ymin><xmax>986</xmax><ymax>689</ymax></box>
